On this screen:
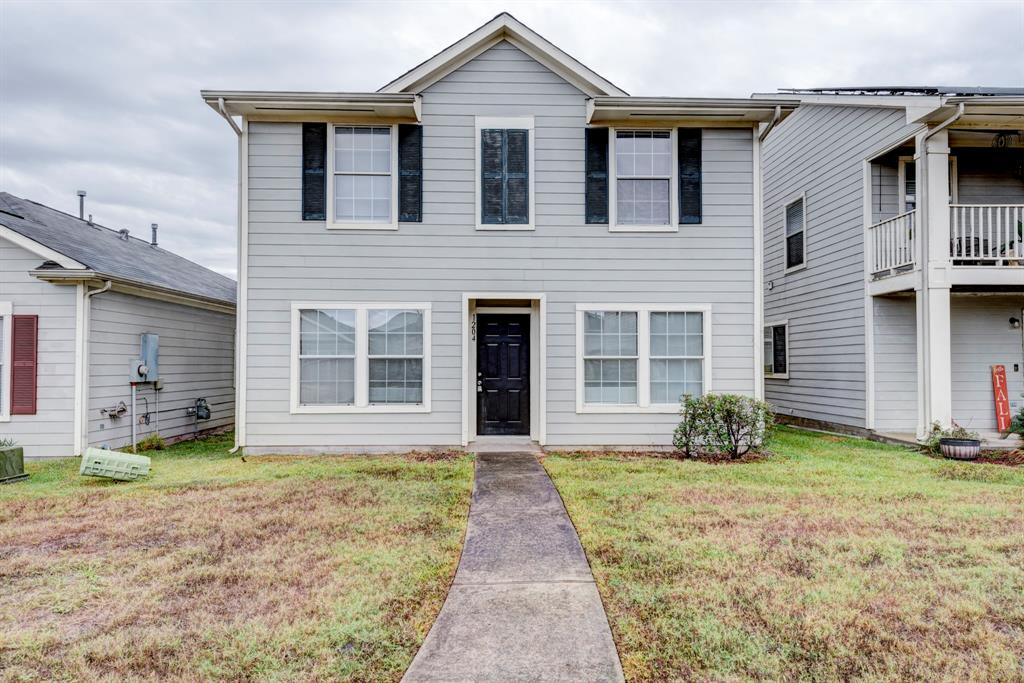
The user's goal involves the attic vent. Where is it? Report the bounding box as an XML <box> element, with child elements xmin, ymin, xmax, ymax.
<box><xmin>118</xmin><ymin>229</ymin><xmax>130</xmax><ymax>241</ymax></box>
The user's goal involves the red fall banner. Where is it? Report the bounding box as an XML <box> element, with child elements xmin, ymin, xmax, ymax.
<box><xmin>992</xmin><ymin>364</ymin><xmax>1012</xmax><ymax>433</ymax></box>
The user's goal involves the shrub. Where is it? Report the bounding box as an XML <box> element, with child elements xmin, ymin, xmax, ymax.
<box><xmin>0</xmin><ymin>438</ymin><xmax>16</xmax><ymax>449</ymax></box>
<box><xmin>923</xmin><ymin>421</ymin><xmax>981</xmax><ymax>455</ymax></box>
<box><xmin>136</xmin><ymin>433</ymin><xmax>167</xmax><ymax>452</ymax></box>
<box><xmin>674</xmin><ymin>393</ymin><xmax>775</xmax><ymax>459</ymax></box>
<box><xmin>1010</xmin><ymin>408</ymin><xmax>1024</xmax><ymax>438</ymax></box>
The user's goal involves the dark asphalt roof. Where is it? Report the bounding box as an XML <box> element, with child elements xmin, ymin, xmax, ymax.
<box><xmin>780</xmin><ymin>86</ymin><xmax>1024</xmax><ymax>96</ymax></box>
<box><xmin>0</xmin><ymin>192</ymin><xmax>235</xmax><ymax>305</ymax></box>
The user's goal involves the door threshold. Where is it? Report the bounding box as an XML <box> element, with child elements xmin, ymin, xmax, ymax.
<box><xmin>468</xmin><ymin>435</ymin><xmax>542</xmax><ymax>454</ymax></box>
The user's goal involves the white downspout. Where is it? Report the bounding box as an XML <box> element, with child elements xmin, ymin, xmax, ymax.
<box><xmin>78</xmin><ymin>280</ymin><xmax>112</xmax><ymax>455</ymax></box>
<box><xmin>924</xmin><ymin>102</ymin><xmax>964</xmax><ymax>141</ymax></box>
<box><xmin>758</xmin><ymin>106</ymin><xmax>782</xmax><ymax>142</ymax></box>
<box><xmin>212</xmin><ymin>97</ymin><xmax>245</xmax><ymax>455</ymax></box>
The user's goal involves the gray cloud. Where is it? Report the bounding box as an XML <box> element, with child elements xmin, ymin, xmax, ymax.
<box><xmin>2</xmin><ymin>0</ymin><xmax>1021</xmax><ymax>277</ymax></box>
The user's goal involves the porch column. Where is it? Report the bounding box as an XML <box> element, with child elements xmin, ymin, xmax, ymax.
<box><xmin>915</xmin><ymin>128</ymin><xmax>953</xmax><ymax>436</ymax></box>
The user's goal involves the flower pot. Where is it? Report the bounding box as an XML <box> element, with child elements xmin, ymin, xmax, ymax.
<box><xmin>939</xmin><ymin>438</ymin><xmax>981</xmax><ymax>461</ymax></box>
<box><xmin>0</xmin><ymin>445</ymin><xmax>29</xmax><ymax>484</ymax></box>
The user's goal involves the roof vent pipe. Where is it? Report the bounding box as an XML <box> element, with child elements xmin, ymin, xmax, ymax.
<box><xmin>87</xmin><ymin>214</ymin><xmax>93</xmax><ymax>226</ymax></box>
<box><xmin>150</xmin><ymin>223</ymin><xmax>158</xmax><ymax>246</ymax></box>
<box><xmin>118</xmin><ymin>228</ymin><xmax>130</xmax><ymax>241</ymax></box>
<box><xmin>76</xmin><ymin>190</ymin><xmax>86</xmax><ymax>219</ymax></box>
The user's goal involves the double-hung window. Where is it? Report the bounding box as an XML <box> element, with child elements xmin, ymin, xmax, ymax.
<box><xmin>329</xmin><ymin>125</ymin><xmax>398</xmax><ymax>229</ymax></box>
<box><xmin>898</xmin><ymin>156</ymin><xmax>957</xmax><ymax>212</ymax></box>
<box><xmin>763</xmin><ymin>321</ymin><xmax>788</xmax><ymax>379</ymax></box>
<box><xmin>292</xmin><ymin>303</ymin><xmax>430</xmax><ymax>413</ymax></box>
<box><xmin>0</xmin><ymin>302</ymin><xmax>9</xmax><ymax>421</ymax></box>
<box><xmin>784</xmin><ymin>195</ymin><xmax>806</xmax><ymax>271</ymax></box>
<box><xmin>577</xmin><ymin>304</ymin><xmax>711</xmax><ymax>412</ymax></box>
<box><xmin>613</xmin><ymin>130</ymin><xmax>673</xmax><ymax>229</ymax></box>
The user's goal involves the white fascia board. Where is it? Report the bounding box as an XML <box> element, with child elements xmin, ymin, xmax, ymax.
<box><xmin>0</xmin><ymin>224</ymin><xmax>86</xmax><ymax>269</ymax></box>
<box><xmin>200</xmin><ymin>91</ymin><xmax>421</xmax><ymax>121</ymax></box>
<box><xmin>378</xmin><ymin>13</ymin><xmax>627</xmax><ymax>97</ymax></box>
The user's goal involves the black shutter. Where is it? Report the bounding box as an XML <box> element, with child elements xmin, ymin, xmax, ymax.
<box><xmin>398</xmin><ymin>124</ymin><xmax>423</xmax><ymax>222</ymax></box>
<box><xmin>772</xmin><ymin>326</ymin><xmax>787</xmax><ymax>374</ymax></box>
<box><xmin>301</xmin><ymin>123</ymin><xmax>327</xmax><ymax>220</ymax></box>
<box><xmin>480</xmin><ymin>129</ymin><xmax>504</xmax><ymax>224</ymax></box>
<box><xmin>505</xmin><ymin>129</ymin><xmax>529</xmax><ymax>224</ymax></box>
<box><xmin>678</xmin><ymin>128</ymin><xmax>702</xmax><ymax>224</ymax></box>
<box><xmin>585</xmin><ymin>128</ymin><xmax>609</xmax><ymax>224</ymax></box>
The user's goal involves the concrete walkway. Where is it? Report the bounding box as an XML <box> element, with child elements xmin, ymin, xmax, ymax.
<box><xmin>402</xmin><ymin>452</ymin><xmax>624</xmax><ymax>683</ymax></box>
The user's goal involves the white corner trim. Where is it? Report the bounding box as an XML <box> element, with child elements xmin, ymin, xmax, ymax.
<box><xmin>763</xmin><ymin>319</ymin><xmax>790</xmax><ymax>381</ymax></box>
<box><xmin>0</xmin><ymin>301</ymin><xmax>10</xmax><ymax>422</ymax></box>
<box><xmin>574</xmin><ymin>303</ymin><xmax>713</xmax><ymax>414</ymax></box>
<box><xmin>72</xmin><ymin>286</ymin><xmax>85</xmax><ymax>451</ymax></box>
<box><xmin>289</xmin><ymin>301</ymin><xmax>432</xmax><ymax>415</ymax></box>
<box><xmin>752</xmin><ymin>127</ymin><xmax>765</xmax><ymax>399</ymax></box>
<box><xmin>474</xmin><ymin>116</ymin><xmax>536</xmax><ymax>231</ymax></box>
<box><xmin>782</xmin><ymin>191</ymin><xmax>807</xmax><ymax>273</ymax></box>
<box><xmin>608</xmin><ymin>126</ymin><xmax>679</xmax><ymax>232</ymax></box>
<box><xmin>861</xmin><ymin>158</ymin><xmax>876</xmax><ymax>430</ymax></box>
<box><xmin>235</xmin><ymin>118</ymin><xmax>249</xmax><ymax>450</ymax></box>
<box><xmin>326</xmin><ymin>123</ymin><xmax>400</xmax><ymax>231</ymax></box>
<box><xmin>0</xmin><ymin>225</ymin><xmax>87</xmax><ymax>270</ymax></box>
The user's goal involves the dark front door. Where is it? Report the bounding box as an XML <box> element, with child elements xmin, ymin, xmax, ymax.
<box><xmin>477</xmin><ymin>313</ymin><xmax>530</xmax><ymax>435</ymax></box>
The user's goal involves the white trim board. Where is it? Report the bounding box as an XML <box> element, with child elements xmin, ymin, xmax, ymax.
<box><xmin>0</xmin><ymin>225</ymin><xmax>86</xmax><ymax>270</ymax></box>
<box><xmin>575</xmin><ymin>303</ymin><xmax>713</xmax><ymax>414</ymax></box>
<box><xmin>461</xmin><ymin>293</ymin><xmax>547</xmax><ymax>446</ymax></box>
<box><xmin>378</xmin><ymin>13</ymin><xmax>627</xmax><ymax>97</ymax></box>
<box><xmin>289</xmin><ymin>301</ymin><xmax>432</xmax><ymax>415</ymax></box>
<box><xmin>0</xmin><ymin>301</ymin><xmax>11</xmax><ymax>422</ymax></box>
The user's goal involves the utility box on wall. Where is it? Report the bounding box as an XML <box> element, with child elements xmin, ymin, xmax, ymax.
<box><xmin>129</xmin><ymin>333</ymin><xmax>160</xmax><ymax>383</ymax></box>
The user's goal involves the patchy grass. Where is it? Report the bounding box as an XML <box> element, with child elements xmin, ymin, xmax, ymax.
<box><xmin>545</xmin><ymin>427</ymin><xmax>1024</xmax><ymax>682</ymax></box>
<box><xmin>0</xmin><ymin>433</ymin><xmax>473</xmax><ymax>682</ymax></box>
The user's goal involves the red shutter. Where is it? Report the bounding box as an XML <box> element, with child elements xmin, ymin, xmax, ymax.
<box><xmin>10</xmin><ymin>314</ymin><xmax>38</xmax><ymax>415</ymax></box>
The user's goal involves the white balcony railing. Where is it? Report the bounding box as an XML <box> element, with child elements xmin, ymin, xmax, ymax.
<box><xmin>869</xmin><ymin>210</ymin><xmax>916</xmax><ymax>274</ymax></box>
<box><xmin>950</xmin><ymin>204</ymin><xmax>1024</xmax><ymax>264</ymax></box>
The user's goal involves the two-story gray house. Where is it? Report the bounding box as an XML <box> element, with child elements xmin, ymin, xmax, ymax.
<box><xmin>759</xmin><ymin>87</ymin><xmax>1024</xmax><ymax>445</ymax></box>
<box><xmin>204</xmin><ymin>13</ymin><xmax>793</xmax><ymax>454</ymax></box>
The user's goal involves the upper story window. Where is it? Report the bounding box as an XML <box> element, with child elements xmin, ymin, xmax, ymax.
<box><xmin>325</xmin><ymin>124</ymin><xmax>399</xmax><ymax>230</ymax></box>
<box><xmin>476</xmin><ymin>116</ymin><xmax>534</xmax><ymax>230</ymax></box>
<box><xmin>615</xmin><ymin>131</ymin><xmax>672</xmax><ymax>227</ymax></box>
<box><xmin>291</xmin><ymin>302</ymin><xmax>430</xmax><ymax>413</ymax></box>
<box><xmin>899</xmin><ymin>156</ymin><xmax>957</xmax><ymax>212</ymax></box>
<box><xmin>784</xmin><ymin>195</ymin><xmax>806</xmax><ymax>271</ymax></box>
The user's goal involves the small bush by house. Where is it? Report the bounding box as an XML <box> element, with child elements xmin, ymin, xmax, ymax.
<box><xmin>674</xmin><ymin>393</ymin><xmax>774</xmax><ymax>459</ymax></box>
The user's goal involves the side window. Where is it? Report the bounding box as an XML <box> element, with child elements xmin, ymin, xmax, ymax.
<box><xmin>764</xmin><ymin>322</ymin><xmax>788</xmax><ymax>379</ymax></box>
<box><xmin>784</xmin><ymin>196</ymin><xmax>806</xmax><ymax>271</ymax></box>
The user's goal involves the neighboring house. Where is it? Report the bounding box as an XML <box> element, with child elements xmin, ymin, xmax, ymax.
<box><xmin>758</xmin><ymin>87</ymin><xmax>1024</xmax><ymax>442</ymax></box>
<box><xmin>0</xmin><ymin>192</ymin><xmax>236</xmax><ymax>457</ymax></box>
<box><xmin>203</xmin><ymin>13</ymin><xmax>794</xmax><ymax>454</ymax></box>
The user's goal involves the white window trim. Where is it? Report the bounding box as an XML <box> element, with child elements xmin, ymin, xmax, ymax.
<box><xmin>326</xmin><ymin>123</ymin><xmax>400</xmax><ymax>231</ymax></box>
<box><xmin>764</xmin><ymin>319</ymin><xmax>789</xmax><ymax>380</ymax></box>
<box><xmin>575</xmin><ymin>303</ymin><xmax>712</xmax><ymax>414</ymax></box>
<box><xmin>0</xmin><ymin>302</ymin><xmax>10</xmax><ymax>422</ymax></box>
<box><xmin>290</xmin><ymin>302</ymin><xmax>431</xmax><ymax>414</ymax></box>
<box><xmin>783</xmin><ymin>192</ymin><xmax>807</xmax><ymax>274</ymax></box>
<box><xmin>609</xmin><ymin>126</ymin><xmax>678</xmax><ymax>233</ymax></box>
<box><xmin>475</xmin><ymin>116</ymin><xmax>536</xmax><ymax>231</ymax></box>
<box><xmin>899</xmin><ymin>155</ymin><xmax>957</xmax><ymax>211</ymax></box>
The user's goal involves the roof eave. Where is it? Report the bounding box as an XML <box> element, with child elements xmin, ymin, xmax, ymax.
<box><xmin>200</xmin><ymin>91</ymin><xmax>422</xmax><ymax>121</ymax></box>
<box><xmin>588</xmin><ymin>97</ymin><xmax>797</xmax><ymax>124</ymax></box>
<box><xmin>31</xmin><ymin>268</ymin><xmax>236</xmax><ymax>312</ymax></box>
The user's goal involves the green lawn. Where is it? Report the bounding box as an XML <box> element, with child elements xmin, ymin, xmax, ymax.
<box><xmin>0</xmin><ymin>434</ymin><xmax>473</xmax><ymax>682</ymax></box>
<box><xmin>545</xmin><ymin>428</ymin><xmax>1024</xmax><ymax>682</ymax></box>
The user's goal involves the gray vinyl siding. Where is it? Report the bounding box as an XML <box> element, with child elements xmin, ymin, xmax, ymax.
<box><xmin>87</xmin><ymin>292</ymin><xmax>234</xmax><ymax>449</ymax></box>
<box><xmin>762</xmin><ymin>105</ymin><xmax>919</xmax><ymax>429</ymax></box>
<box><xmin>0</xmin><ymin>237</ymin><xmax>76</xmax><ymax>457</ymax></box>
<box><xmin>872</xmin><ymin>296</ymin><xmax>917</xmax><ymax>432</ymax></box>
<box><xmin>950</xmin><ymin>295</ymin><xmax>1024</xmax><ymax>431</ymax></box>
<box><xmin>956</xmin><ymin>150</ymin><xmax>1024</xmax><ymax>204</ymax></box>
<box><xmin>243</xmin><ymin>40</ymin><xmax>758</xmax><ymax>450</ymax></box>
<box><xmin>870</xmin><ymin>157</ymin><xmax>900</xmax><ymax>224</ymax></box>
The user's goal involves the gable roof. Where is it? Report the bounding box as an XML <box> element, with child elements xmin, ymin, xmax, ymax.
<box><xmin>378</xmin><ymin>12</ymin><xmax>627</xmax><ymax>97</ymax></box>
<box><xmin>0</xmin><ymin>192</ymin><xmax>236</xmax><ymax>306</ymax></box>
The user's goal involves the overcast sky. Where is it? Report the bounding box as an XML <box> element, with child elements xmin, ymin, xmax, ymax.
<box><xmin>1</xmin><ymin>0</ymin><xmax>1022</xmax><ymax>278</ymax></box>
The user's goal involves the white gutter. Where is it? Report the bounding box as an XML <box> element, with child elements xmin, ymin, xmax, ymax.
<box><xmin>217</xmin><ymin>97</ymin><xmax>242</xmax><ymax>136</ymax></box>
<box><xmin>924</xmin><ymin>102</ymin><xmax>964</xmax><ymax>140</ymax></box>
<box><xmin>758</xmin><ymin>105</ymin><xmax>783</xmax><ymax>142</ymax></box>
